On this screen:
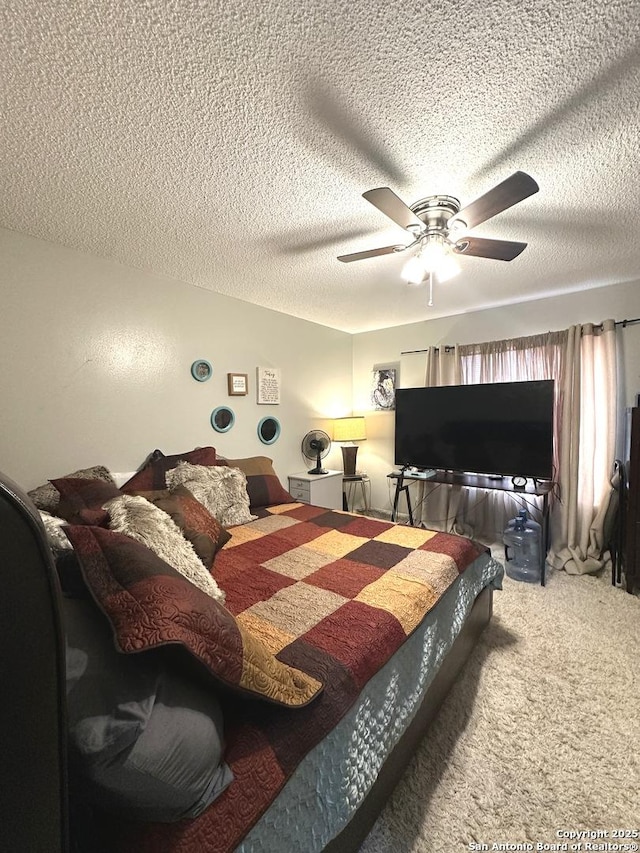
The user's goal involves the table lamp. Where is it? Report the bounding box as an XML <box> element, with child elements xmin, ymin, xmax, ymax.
<box><xmin>333</xmin><ymin>416</ymin><xmax>367</xmax><ymax>476</ymax></box>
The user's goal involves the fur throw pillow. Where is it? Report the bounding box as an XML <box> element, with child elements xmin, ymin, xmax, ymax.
<box><xmin>103</xmin><ymin>494</ymin><xmax>225</xmax><ymax>604</ymax></box>
<box><xmin>39</xmin><ymin>510</ymin><xmax>74</xmax><ymax>554</ymax></box>
<box><xmin>166</xmin><ymin>462</ymin><xmax>257</xmax><ymax>528</ymax></box>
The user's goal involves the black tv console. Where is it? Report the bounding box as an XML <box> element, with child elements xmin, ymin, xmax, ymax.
<box><xmin>387</xmin><ymin>469</ymin><xmax>555</xmax><ymax>586</ymax></box>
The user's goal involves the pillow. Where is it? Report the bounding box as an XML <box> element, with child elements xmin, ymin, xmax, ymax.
<box><xmin>122</xmin><ymin>447</ymin><xmax>218</xmax><ymax>493</ymax></box>
<box><xmin>109</xmin><ymin>471</ymin><xmax>138</xmax><ymax>488</ymax></box>
<box><xmin>166</xmin><ymin>462</ymin><xmax>257</xmax><ymax>527</ymax></box>
<box><xmin>64</xmin><ymin>524</ymin><xmax>323</xmax><ymax>708</ymax></box>
<box><xmin>64</xmin><ymin>596</ymin><xmax>233</xmax><ymax>822</ymax></box>
<box><xmin>103</xmin><ymin>494</ymin><xmax>225</xmax><ymax>604</ymax></box>
<box><xmin>51</xmin><ymin>477</ymin><xmax>122</xmax><ymax>526</ymax></box>
<box><xmin>38</xmin><ymin>509</ymin><xmax>88</xmax><ymax>598</ymax></box>
<box><xmin>39</xmin><ymin>510</ymin><xmax>74</xmax><ymax>554</ymax></box>
<box><xmin>28</xmin><ymin>465</ymin><xmax>115</xmax><ymax>514</ymax></box>
<box><xmin>130</xmin><ymin>485</ymin><xmax>231</xmax><ymax>570</ymax></box>
<box><xmin>217</xmin><ymin>456</ymin><xmax>294</xmax><ymax>510</ymax></box>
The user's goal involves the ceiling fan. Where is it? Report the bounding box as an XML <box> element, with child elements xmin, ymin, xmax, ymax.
<box><xmin>337</xmin><ymin>171</ymin><xmax>539</xmax><ymax>285</ymax></box>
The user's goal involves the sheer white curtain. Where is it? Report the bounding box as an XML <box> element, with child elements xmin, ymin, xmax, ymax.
<box><xmin>458</xmin><ymin>331</ymin><xmax>566</xmax><ymax>478</ymax></box>
<box><xmin>454</xmin><ymin>331</ymin><xmax>567</xmax><ymax>541</ymax></box>
<box><xmin>416</xmin><ymin>324</ymin><xmax>618</xmax><ymax>576</ymax></box>
<box><xmin>417</xmin><ymin>334</ymin><xmax>566</xmax><ymax>537</ymax></box>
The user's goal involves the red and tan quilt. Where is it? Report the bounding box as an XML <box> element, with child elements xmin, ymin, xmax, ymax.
<box><xmin>115</xmin><ymin>503</ymin><xmax>488</xmax><ymax>853</ymax></box>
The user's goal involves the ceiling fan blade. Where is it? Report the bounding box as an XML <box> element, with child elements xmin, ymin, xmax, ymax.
<box><xmin>337</xmin><ymin>244</ymin><xmax>405</xmax><ymax>263</ymax></box>
<box><xmin>453</xmin><ymin>236</ymin><xmax>528</xmax><ymax>261</ymax></box>
<box><xmin>362</xmin><ymin>188</ymin><xmax>425</xmax><ymax>232</ymax></box>
<box><xmin>452</xmin><ymin>172</ymin><xmax>539</xmax><ymax>230</ymax></box>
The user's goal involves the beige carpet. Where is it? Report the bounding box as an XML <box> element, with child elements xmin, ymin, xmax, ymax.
<box><xmin>359</xmin><ymin>561</ymin><xmax>640</xmax><ymax>853</ymax></box>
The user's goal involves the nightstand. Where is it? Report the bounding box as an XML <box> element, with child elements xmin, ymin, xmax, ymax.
<box><xmin>288</xmin><ymin>470</ymin><xmax>343</xmax><ymax>510</ymax></box>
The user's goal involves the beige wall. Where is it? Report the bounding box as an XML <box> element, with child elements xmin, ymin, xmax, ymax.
<box><xmin>0</xmin><ymin>229</ymin><xmax>353</xmax><ymax>489</ymax></box>
<box><xmin>2</xmin><ymin>228</ymin><xmax>638</xmax><ymax>514</ymax></box>
<box><xmin>351</xmin><ymin>280</ymin><xmax>640</xmax><ymax>515</ymax></box>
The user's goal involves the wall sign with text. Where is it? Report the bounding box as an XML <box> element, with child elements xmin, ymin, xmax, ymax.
<box><xmin>257</xmin><ymin>366</ymin><xmax>281</xmax><ymax>404</ymax></box>
<box><xmin>227</xmin><ymin>373</ymin><xmax>248</xmax><ymax>396</ymax></box>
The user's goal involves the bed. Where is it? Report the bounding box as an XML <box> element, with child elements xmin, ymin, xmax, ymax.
<box><xmin>0</xmin><ymin>450</ymin><xmax>503</xmax><ymax>853</ymax></box>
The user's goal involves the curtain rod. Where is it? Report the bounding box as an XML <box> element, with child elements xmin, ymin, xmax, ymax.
<box><xmin>400</xmin><ymin>317</ymin><xmax>640</xmax><ymax>356</ymax></box>
<box><xmin>401</xmin><ymin>345</ymin><xmax>456</xmax><ymax>355</ymax></box>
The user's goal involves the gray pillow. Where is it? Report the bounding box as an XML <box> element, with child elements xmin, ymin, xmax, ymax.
<box><xmin>38</xmin><ymin>510</ymin><xmax>74</xmax><ymax>554</ymax></box>
<box><xmin>166</xmin><ymin>462</ymin><xmax>257</xmax><ymax>527</ymax></box>
<box><xmin>64</xmin><ymin>597</ymin><xmax>233</xmax><ymax>822</ymax></box>
<box><xmin>29</xmin><ymin>465</ymin><xmax>115</xmax><ymax>514</ymax></box>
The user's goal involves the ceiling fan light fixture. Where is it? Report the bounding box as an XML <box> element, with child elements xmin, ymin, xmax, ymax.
<box><xmin>435</xmin><ymin>252</ymin><xmax>461</xmax><ymax>282</ymax></box>
<box><xmin>401</xmin><ymin>255</ymin><xmax>428</xmax><ymax>284</ymax></box>
<box><xmin>402</xmin><ymin>234</ymin><xmax>460</xmax><ymax>285</ymax></box>
<box><xmin>420</xmin><ymin>234</ymin><xmax>447</xmax><ymax>270</ymax></box>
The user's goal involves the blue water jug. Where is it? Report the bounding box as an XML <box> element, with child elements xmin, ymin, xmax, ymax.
<box><xmin>503</xmin><ymin>516</ymin><xmax>542</xmax><ymax>583</ymax></box>
<box><xmin>506</xmin><ymin>509</ymin><xmax>543</xmax><ymax>567</ymax></box>
<box><xmin>506</xmin><ymin>509</ymin><xmax>542</xmax><ymax>543</ymax></box>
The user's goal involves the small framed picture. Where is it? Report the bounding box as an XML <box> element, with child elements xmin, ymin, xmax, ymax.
<box><xmin>191</xmin><ymin>360</ymin><xmax>213</xmax><ymax>382</ymax></box>
<box><xmin>227</xmin><ymin>372</ymin><xmax>248</xmax><ymax>396</ymax></box>
<box><xmin>371</xmin><ymin>365</ymin><xmax>398</xmax><ymax>410</ymax></box>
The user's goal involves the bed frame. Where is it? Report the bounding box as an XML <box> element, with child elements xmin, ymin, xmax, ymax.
<box><xmin>0</xmin><ymin>468</ymin><xmax>493</xmax><ymax>853</ymax></box>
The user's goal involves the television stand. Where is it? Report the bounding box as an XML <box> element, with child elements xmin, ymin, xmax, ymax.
<box><xmin>389</xmin><ymin>469</ymin><xmax>436</xmax><ymax>525</ymax></box>
<box><xmin>387</xmin><ymin>470</ymin><xmax>555</xmax><ymax>585</ymax></box>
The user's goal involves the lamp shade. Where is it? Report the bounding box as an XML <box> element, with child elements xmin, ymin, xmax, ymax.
<box><xmin>333</xmin><ymin>416</ymin><xmax>366</xmax><ymax>442</ymax></box>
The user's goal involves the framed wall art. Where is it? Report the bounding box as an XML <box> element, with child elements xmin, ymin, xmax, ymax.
<box><xmin>191</xmin><ymin>360</ymin><xmax>213</xmax><ymax>382</ymax></box>
<box><xmin>257</xmin><ymin>416</ymin><xmax>281</xmax><ymax>445</ymax></box>
<box><xmin>210</xmin><ymin>406</ymin><xmax>235</xmax><ymax>433</ymax></box>
<box><xmin>370</xmin><ymin>364</ymin><xmax>398</xmax><ymax>410</ymax></box>
<box><xmin>257</xmin><ymin>366</ymin><xmax>281</xmax><ymax>404</ymax></box>
<box><xmin>227</xmin><ymin>373</ymin><xmax>248</xmax><ymax>396</ymax></box>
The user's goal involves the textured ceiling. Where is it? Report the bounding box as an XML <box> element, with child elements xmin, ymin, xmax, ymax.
<box><xmin>1</xmin><ymin>0</ymin><xmax>639</xmax><ymax>333</ymax></box>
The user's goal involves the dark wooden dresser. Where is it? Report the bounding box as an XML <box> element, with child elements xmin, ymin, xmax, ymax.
<box><xmin>625</xmin><ymin>406</ymin><xmax>640</xmax><ymax>593</ymax></box>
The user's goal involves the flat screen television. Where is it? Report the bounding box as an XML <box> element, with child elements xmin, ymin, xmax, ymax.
<box><xmin>394</xmin><ymin>380</ymin><xmax>555</xmax><ymax>480</ymax></box>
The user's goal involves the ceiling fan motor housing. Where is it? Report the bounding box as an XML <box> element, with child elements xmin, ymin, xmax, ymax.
<box><xmin>410</xmin><ymin>195</ymin><xmax>461</xmax><ymax>237</ymax></box>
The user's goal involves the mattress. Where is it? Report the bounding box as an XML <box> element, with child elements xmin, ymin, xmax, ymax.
<box><xmin>238</xmin><ymin>548</ymin><xmax>503</xmax><ymax>852</ymax></box>
<box><xmin>114</xmin><ymin>504</ymin><xmax>504</xmax><ymax>853</ymax></box>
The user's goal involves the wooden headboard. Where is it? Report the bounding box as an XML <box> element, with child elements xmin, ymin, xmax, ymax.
<box><xmin>0</xmin><ymin>469</ymin><xmax>69</xmax><ymax>852</ymax></box>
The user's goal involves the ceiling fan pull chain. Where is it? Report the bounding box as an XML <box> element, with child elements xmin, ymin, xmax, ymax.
<box><xmin>428</xmin><ymin>271</ymin><xmax>434</xmax><ymax>307</ymax></box>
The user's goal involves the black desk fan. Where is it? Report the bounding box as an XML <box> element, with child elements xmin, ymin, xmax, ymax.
<box><xmin>302</xmin><ymin>430</ymin><xmax>331</xmax><ymax>475</ymax></box>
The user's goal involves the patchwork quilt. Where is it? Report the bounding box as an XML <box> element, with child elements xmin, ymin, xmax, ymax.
<box><xmin>114</xmin><ymin>503</ymin><xmax>489</xmax><ymax>853</ymax></box>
